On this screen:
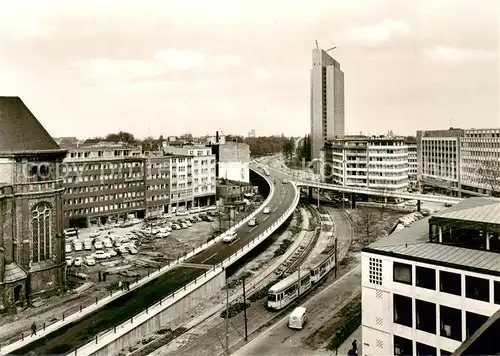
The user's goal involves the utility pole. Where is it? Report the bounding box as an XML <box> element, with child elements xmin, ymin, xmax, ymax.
<box><xmin>334</xmin><ymin>237</ymin><xmax>338</xmax><ymax>278</ymax></box>
<box><xmin>242</xmin><ymin>275</ymin><xmax>248</xmax><ymax>341</ymax></box>
<box><xmin>225</xmin><ymin>280</ymin><xmax>229</xmax><ymax>354</ymax></box>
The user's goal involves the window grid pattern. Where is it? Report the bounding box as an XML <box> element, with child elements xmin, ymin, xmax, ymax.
<box><xmin>369</xmin><ymin>257</ymin><xmax>383</xmax><ymax>285</ymax></box>
<box><xmin>32</xmin><ymin>203</ymin><xmax>52</xmax><ymax>262</ymax></box>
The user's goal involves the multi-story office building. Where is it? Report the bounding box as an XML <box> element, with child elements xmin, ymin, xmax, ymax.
<box><xmin>408</xmin><ymin>144</ymin><xmax>418</xmax><ymax>181</ymax></box>
<box><xmin>322</xmin><ymin>136</ymin><xmax>409</xmax><ymax>194</ymax></box>
<box><xmin>163</xmin><ymin>145</ymin><xmax>216</xmax><ymax>206</ymax></box>
<box><xmin>60</xmin><ymin>143</ymin><xmax>146</xmax><ymax>227</ymax></box>
<box><xmin>361</xmin><ymin>197</ymin><xmax>500</xmax><ymax>356</ymax></box>
<box><xmin>417</xmin><ymin>129</ymin><xmax>464</xmax><ymax>196</ymax></box>
<box><xmin>144</xmin><ymin>152</ymin><xmax>171</xmax><ymax>217</ymax></box>
<box><xmin>460</xmin><ymin>128</ymin><xmax>500</xmax><ymax>197</ymax></box>
<box><xmin>0</xmin><ymin>97</ymin><xmax>67</xmax><ymax>313</ymax></box>
<box><xmin>310</xmin><ymin>46</ymin><xmax>345</xmax><ymax>162</ymax></box>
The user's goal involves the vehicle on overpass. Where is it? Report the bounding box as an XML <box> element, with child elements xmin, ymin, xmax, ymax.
<box><xmin>248</xmin><ymin>218</ymin><xmax>257</xmax><ymax>226</ymax></box>
<box><xmin>267</xmin><ymin>252</ymin><xmax>336</xmax><ymax>310</ymax></box>
<box><xmin>263</xmin><ymin>206</ymin><xmax>271</xmax><ymax>214</ymax></box>
<box><xmin>222</xmin><ymin>231</ymin><xmax>238</xmax><ymax>243</ymax></box>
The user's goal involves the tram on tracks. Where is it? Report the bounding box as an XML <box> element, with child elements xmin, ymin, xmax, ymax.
<box><xmin>267</xmin><ymin>252</ymin><xmax>336</xmax><ymax>310</ymax></box>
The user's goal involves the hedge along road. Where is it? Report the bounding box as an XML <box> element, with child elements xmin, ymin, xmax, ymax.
<box><xmin>13</xmin><ymin>169</ymin><xmax>298</xmax><ymax>355</ymax></box>
<box><xmin>15</xmin><ymin>266</ymin><xmax>205</xmax><ymax>356</ymax></box>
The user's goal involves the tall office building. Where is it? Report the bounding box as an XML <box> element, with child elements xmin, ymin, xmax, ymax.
<box><xmin>310</xmin><ymin>47</ymin><xmax>345</xmax><ymax>162</ymax></box>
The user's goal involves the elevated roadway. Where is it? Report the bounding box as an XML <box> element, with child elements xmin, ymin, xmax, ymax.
<box><xmin>6</xmin><ymin>166</ymin><xmax>299</xmax><ymax>356</ymax></box>
<box><xmin>259</xmin><ymin>158</ymin><xmax>462</xmax><ymax>206</ymax></box>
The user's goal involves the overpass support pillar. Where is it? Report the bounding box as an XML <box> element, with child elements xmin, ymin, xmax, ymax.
<box><xmin>351</xmin><ymin>193</ymin><xmax>356</xmax><ymax>209</ymax></box>
<box><xmin>308</xmin><ymin>186</ymin><xmax>313</xmax><ymax>201</ymax></box>
<box><xmin>417</xmin><ymin>200</ymin><xmax>421</xmax><ymax>212</ymax></box>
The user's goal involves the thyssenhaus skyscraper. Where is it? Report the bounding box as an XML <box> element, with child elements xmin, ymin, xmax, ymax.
<box><xmin>310</xmin><ymin>43</ymin><xmax>345</xmax><ymax>161</ymax></box>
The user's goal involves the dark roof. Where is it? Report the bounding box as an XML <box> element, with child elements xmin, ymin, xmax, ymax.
<box><xmin>432</xmin><ymin>196</ymin><xmax>500</xmax><ymax>226</ymax></box>
<box><xmin>0</xmin><ymin>96</ymin><xmax>61</xmax><ymax>152</ymax></box>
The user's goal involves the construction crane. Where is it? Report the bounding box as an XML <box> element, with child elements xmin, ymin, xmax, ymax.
<box><xmin>315</xmin><ymin>40</ymin><xmax>337</xmax><ymax>53</ymax></box>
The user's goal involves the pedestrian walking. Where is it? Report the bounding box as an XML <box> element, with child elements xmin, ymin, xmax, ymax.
<box><xmin>352</xmin><ymin>339</ymin><xmax>358</xmax><ymax>354</ymax></box>
<box><xmin>31</xmin><ymin>321</ymin><xmax>37</xmax><ymax>336</ymax></box>
<box><xmin>126</xmin><ymin>281</ymin><xmax>130</xmax><ymax>291</ymax></box>
<box><xmin>118</xmin><ymin>280</ymin><xmax>122</xmax><ymax>290</ymax></box>
<box><xmin>103</xmin><ymin>272</ymin><xmax>107</xmax><ymax>282</ymax></box>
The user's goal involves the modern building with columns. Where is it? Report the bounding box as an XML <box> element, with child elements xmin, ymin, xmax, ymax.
<box><xmin>0</xmin><ymin>97</ymin><xmax>67</xmax><ymax>313</ymax></box>
<box><xmin>361</xmin><ymin>197</ymin><xmax>500</xmax><ymax>356</ymax></box>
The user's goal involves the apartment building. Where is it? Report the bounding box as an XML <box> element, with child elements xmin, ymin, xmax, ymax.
<box><xmin>60</xmin><ymin>143</ymin><xmax>146</xmax><ymax>227</ymax></box>
<box><xmin>417</xmin><ymin>129</ymin><xmax>464</xmax><ymax>196</ymax></box>
<box><xmin>144</xmin><ymin>151</ymin><xmax>171</xmax><ymax>217</ymax></box>
<box><xmin>322</xmin><ymin>136</ymin><xmax>409</xmax><ymax>194</ymax></box>
<box><xmin>361</xmin><ymin>197</ymin><xmax>500</xmax><ymax>356</ymax></box>
<box><xmin>460</xmin><ymin>128</ymin><xmax>500</xmax><ymax>197</ymax></box>
<box><xmin>211</xmin><ymin>141</ymin><xmax>250</xmax><ymax>183</ymax></box>
<box><xmin>408</xmin><ymin>144</ymin><xmax>418</xmax><ymax>180</ymax></box>
<box><xmin>163</xmin><ymin>145</ymin><xmax>217</xmax><ymax>207</ymax></box>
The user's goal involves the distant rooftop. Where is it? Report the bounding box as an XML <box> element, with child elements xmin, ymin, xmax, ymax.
<box><xmin>60</xmin><ymin>142</ymin><xmax>140</xmax><ymax>150</ymax></box>
<box><xmin>0</xmin><ymin>96</ymin><xmax>61</xmax><ymax>153</ymax></box>
<box><xmin>364</xmin><ymin>197</ymin><xmax>500</xmax><ymax>277</ymax></box>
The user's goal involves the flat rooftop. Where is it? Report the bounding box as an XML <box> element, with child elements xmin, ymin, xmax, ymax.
<box><xmin>363</xmin><ymin>198</ymin><xmax>500</xmax><ymax>277</ymax></box>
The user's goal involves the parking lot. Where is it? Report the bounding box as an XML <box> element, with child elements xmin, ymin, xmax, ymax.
<box><xmin>64</xmin><ymin>207</ymin><xmax>224</xmax><ymax>288</ymax></box>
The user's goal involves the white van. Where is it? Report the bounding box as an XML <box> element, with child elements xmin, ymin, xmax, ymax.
<box><xmin>288</xmin><ymin>307</ymin><xmax>307</xmax><ymax>330</ymax></box>
<box><xmin>222</xmin><ymin>231</ymin><xmax>238</xmax><ymax>244</ymax></box>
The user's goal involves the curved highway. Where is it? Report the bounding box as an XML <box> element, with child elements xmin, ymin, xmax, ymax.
<box><xmin>10</xmin><ymin>165</ymin><xmax>299</xmax><ymax>356</ymax></box>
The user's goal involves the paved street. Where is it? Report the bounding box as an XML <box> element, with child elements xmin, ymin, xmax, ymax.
<box><xmin>234</xmin><ymin>263</ymin><xmax>361</xmax><ymax>356</ymax></box>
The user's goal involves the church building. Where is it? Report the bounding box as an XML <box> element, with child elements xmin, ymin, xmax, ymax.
<box><xmin>0</xmin><ymin>97</ymin><xmax>67</xmax><ymax>313</ymax></box>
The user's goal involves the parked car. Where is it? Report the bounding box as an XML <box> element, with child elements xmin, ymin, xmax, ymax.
<box><xmin>118</xmin><ymin>246</ymin><xmax>129</xmax><ymax>255</ymax></box>
<box><xmin>65</xmin><ymin>244</ymin><xmax>72</xmax><ymax>253</ymax></box>
<box><xmin>263</xmin><ymin>206</ymin><xmax>271</xmax><ymax>214</ymax></box>
<box><xmin>103</xmin><ymin>239</ymin><xmax>113</xmax><ymax>248</ymax></box>
<box><xmin>181</xmin><ymin>222</ymin><xmax>188</xmax><ymax>229</ymax></box>
<box><xmin>94</xmin><ymin>240</ymin><xmax>104</xmax><ymax>249</ymax></box>
<box><xmin>73</xmin><ymin>241</ymin><xmax>83</xmax><ymax>251</ymax></box>
<box><xmin>90</xmin><ymin>231</ymin><xmax>101</xmax><ymax>238</ymax></box>
<box><xmin>94</xmin><ymin>250</ymin><xmax>110</xmax><ymax>260</ymax></box>
<box><xmin>65</xmin><ymin>256</ymin><xmax>74</xmax><ymax>266</ymax></box>
<box><xmin>83</xmin><ymin>239</ymin><xmax>93</xmax><ymax>251</ymax></box>
<box><xmin>128</xmin><ymin>246</ymin><xmax>138</xmax><ymax>254</ymax></box>
<box><xmin>106</xmin><ymin>248</ymin><xmax>117</xmax><ymax>257</ymax></box>
<box><xmin>74</xmin><ymin>257</ymin><xmax>83</xmax><ymax>267</ymax></box>
<box><xmin>157</xmin><ymin>232</ymin><xmax>171</xmax><ymax>238</ymax></box>
<box><xmin>85</xmin><ymin>256</ymin><xmax>96</xmax><ymax>266</ymax></box>
<box><xmin>172</xmin><ymin>224</ymin><xmax>181</xmax><ymax>230</ymax></box>
<box><xmin>185</xmin><ymin>220</ymin><xmax>192</xmax><ymax>227</ymax></box>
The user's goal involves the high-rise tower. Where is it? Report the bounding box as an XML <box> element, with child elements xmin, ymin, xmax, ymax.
<box><xmin>310</xmin><ymin>45</ymin><xmax>345</xmax><ymax>162</ymax></box>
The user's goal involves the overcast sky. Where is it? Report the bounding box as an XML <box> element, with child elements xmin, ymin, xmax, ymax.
<box><xmin>0</xmin><ymin>0</ymin><xmax>498</xmax><ymax>139</ymax></box>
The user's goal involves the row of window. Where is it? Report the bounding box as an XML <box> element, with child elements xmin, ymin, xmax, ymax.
<box><xmin>393</xmin><ymin>262</ymin><xmax>500</xmax><ymax>304</ymax></box>
<box><xmin>62</xmin><ymin>161</ymin><xmax>143</xmax><ymax>171</ymax></box>
<box><xmin>393</xmin><ymin>293</ymin><xmax>488</xmax><ymax>342</ymax></box>
<box><xmin>65</xmin><ymin>201</ymin><xmax>142</xmax><ymax>216</ymax></box>
<box><xmin>64</xmin><ymin>191</ymin><xmax>144</xmax><ymax>205</ymax></box>
<box><xmin>65</xmin><ymin>182</ymin><xmax>143</xmax><ymax>195</ymax></box>
<box><xmin>147</xmin><ymin>194</ymin><xmax>168</xmax><ymax>202</ymax></box>
<box><xmin>394</xmin><ymin>335</ymin><xmax>451</xmax><ymax>356</ymax></box>
<box><xmin>64</xmin><ymin>173</ymin><xmax>142</xmax><ymax>183</ymax></box>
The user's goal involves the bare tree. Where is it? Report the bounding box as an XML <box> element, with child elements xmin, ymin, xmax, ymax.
<box><xmin>358</xmin><ymin>209</ymin><xmax>376</xmax><ymax>245</ymax></box>
<box><xmin>379</xmin><ymin>189</ymin><xmax>389</xmax><ymax>220</ymax></box>
<box><xmin>477</xmin><ymin>159</ymin><xmax>500</xmax><ymax>196</ymax></box>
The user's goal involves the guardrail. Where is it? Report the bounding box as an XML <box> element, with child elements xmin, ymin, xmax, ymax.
<box><xmin>0</xmin><ymin>169</ymin><xmax>275</xmax><ymax>355</ymax></box>
<box><xmin>67</xmin><ymin>182</ymin><xmax>300</xmax><ymax>356</ymax></box>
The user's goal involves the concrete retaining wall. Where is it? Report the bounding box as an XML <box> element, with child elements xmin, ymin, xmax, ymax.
<box><xmin>92</xmin><ymin>269</ymin><xmax>226</xmax><ymax>356</ymax></box>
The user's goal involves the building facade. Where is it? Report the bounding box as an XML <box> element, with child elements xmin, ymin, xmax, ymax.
<box><xmin>460</xmin><ymin>128</ymin><xmax>500</xmax><ymax>197</ymax></box>
<box><xmin>408</xmin><ymin>144</ymin><xmax>418</xmax><ymax>181</ymax></box>
<box><xmin>211</xmin><ymin>142</ymin><xmax>250</xmax><ymax>183</ymax></box>
<box><xmin>60</xmin><ymin>143</ymin><xmax>147</xmax><ymax>227</ymax></box>
<box><xmin>417</xmin><ymin>129</ymin><xmax>464</xmax><ymax>196</ymax></box>
<box><xmin>144</xmin><ymin>152</ymin><xmax>171</xmax><ymax>217</ymax></box>
<box><xmin>361</xmin><ymin>197</ymin><xmax>500</xmax><ymax>356</ymax></box>
<box><xmin>310</xmin><ymin>47</ymin><xmax>345</xmax><ymax>162</ymax></box>
<box><xmin>163</xmin><ymin>145</ymin><xmax>216</xmax><ymax>207</ymax></box>
<box><xmin>322</xmin><ymin>136</ymin><xmax>409</xmax><ymax>194</ymax></box>
<box><xmin>0</xmin><ymin>97</ymin><xmax>67</xmax><ymax>313</ymax></box>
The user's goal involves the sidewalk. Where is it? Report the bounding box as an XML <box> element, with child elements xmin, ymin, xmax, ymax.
<box><xmin>336</xmin><ymin>326</ymin><xmax>362</xmax><ymax>356</ymax></box>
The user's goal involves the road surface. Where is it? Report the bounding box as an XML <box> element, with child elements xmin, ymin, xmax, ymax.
<box><xmin>234</xmin><ymin>264</ymin><xmax>361</xmax><ymax>356</ymax></box>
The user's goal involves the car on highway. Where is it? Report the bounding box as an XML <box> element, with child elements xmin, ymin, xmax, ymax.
<box><xmin>444</xmin><ymin>202</ymin><xmax>453</xmax><ymax>207</ymax></box>
<box><xmin>282</xmin><ymin>179</ymin><xmax>288</xmax><ymax>184</ymax></box>
<box><xmin>73</xmin><ymin>257</ymin><xmax>83</xmax><ymax>267</ymax></box>
<box><xmin>248</xmin><ymin>218</ymin><xmax>257</xmax><ymax>227</ymax></box>
<box><xmin>222</xmin><ymin>231</ymin><xmax>238</xmax><ymax>244</ymax></box>
<box><xmin>263</xmin><ymin>206</ymin><xmax>271</xmax><ymax>214</ymax></box>
<box><xmin>85</xmin><ymin>256</ymin><xmax>96</xmax><ymax>266</ymax></box>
